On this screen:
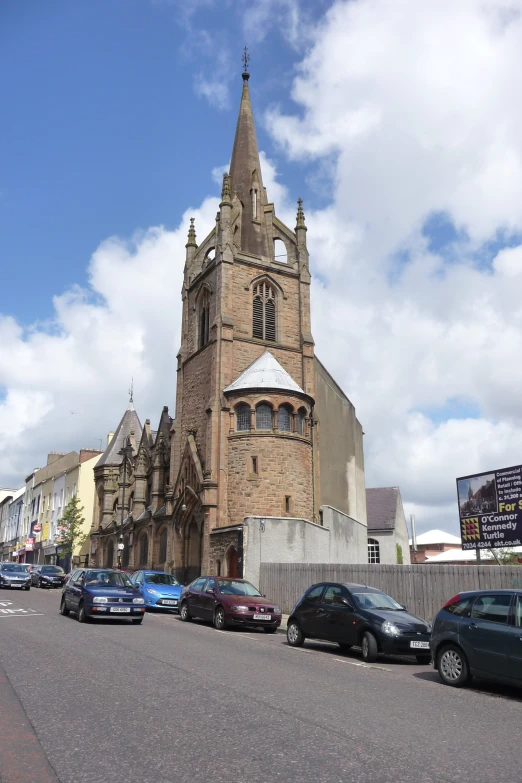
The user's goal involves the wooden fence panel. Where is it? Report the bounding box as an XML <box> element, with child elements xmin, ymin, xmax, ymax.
<box><xmin>260</xmin><ymin>563</ymin><xmax>522</xmax><ymax>618</ymax></box>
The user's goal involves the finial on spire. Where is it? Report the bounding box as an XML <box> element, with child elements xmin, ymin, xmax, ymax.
<box><xmin>186</xmin><ymin>216</ymin><xmax>197</xmax><ymax>247</ymax></box>
<box><xmin>296</xmin><ymin>197</ymin><xmax>306</xmax><ymax>229</ymax></box>
<box><xmin>221</xmin><ymin>172</ymin><xmax>232</xmax><ymax>202</ymax></box>
<box><xmin>242</xmin><ymin>46</ymin><xmax>250</xmax><ymax>81</ymax></box>
<box><xmin>128</xmin><ymin>377</ymin><xmax>134</xmax><ymax>410</ymax></box>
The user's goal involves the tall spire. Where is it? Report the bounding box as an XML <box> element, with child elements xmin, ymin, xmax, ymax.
<box><xmin>229</xmin><ymin>51</ymin><xmax>269</xmax><ymax>257</ymax></box>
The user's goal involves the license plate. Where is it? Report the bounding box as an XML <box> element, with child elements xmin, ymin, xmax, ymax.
<box><xmin>253</xmin><ymin>613</ymin><xmax>271</xmax><ymax>621</ymax></box>
<box><xmin>410</xmin><ymin>641</ymin><xmax>430</xmax><ymax>649</ymax></box>
<box><xmin>162</xmin><ymin>600</ymin><xmax>177</xmax><ymax>605</ymax></box>
<box><xmin>10</xmin><ymin>584</ymin><xmax>22</xmax><ymax>588</ymax></box>
<box><xmin>110</xmin><ymin>607</ymin><xmax>130</xmax><ymax>613</ymax></box>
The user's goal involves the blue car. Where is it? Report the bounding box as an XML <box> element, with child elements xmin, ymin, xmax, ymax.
<box><xmin>60</xmin><ymin>568</ymin><xmax>146</xmax><ymax>624</ymax></box>
<box><xmin>131</xmin><ymin>570</ymin><xmax>183</xmax><ymax>612</ymax></box>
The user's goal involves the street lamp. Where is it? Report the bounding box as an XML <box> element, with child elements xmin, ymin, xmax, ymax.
<box><xmin>117</xmin><ymin>435</ymin><xmax>134</xmax><ymax>570</ymax></box>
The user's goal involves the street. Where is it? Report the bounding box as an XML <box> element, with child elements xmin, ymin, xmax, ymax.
<box><xmin>0</xmin><ymin>588</ymin><xmax>520</xmax><ymax>783</ymax></box>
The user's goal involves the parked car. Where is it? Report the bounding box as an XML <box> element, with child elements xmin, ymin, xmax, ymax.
<box><xmin>60</xmin><ymin>568</ymin><xmax>146</xmax><ymax>624</ymax></box>
<box><xmin>0</xmin><ymin>562</ymin><xmax>31</xmax><ymax>590</ymax></box>
<box><xmin>179</xmin><ymin>576</ymin><xmax>282</xmax><ymax>632</ymax></box>
<box><xmin>31</xmin><ymin>565</ymin><xmax>67</xmax><ymax>588</ymax></box>
<box><xmin>130</xmin><ymin>570</ymin><xmax>183</xmax><ymax>611</ymax></box>
<box><xmin>287</xmin><ymin>582</ymin><xmax>432</xmax><ymax>663</ymax></box>
<box><xmin>431</xmin><ymin>589</ymin><xmax>522</xmax><ymax>688</ymax></box>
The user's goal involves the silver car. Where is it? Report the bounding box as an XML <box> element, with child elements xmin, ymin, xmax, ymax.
<box><xmin>0</xmin><ymin>563</ymin><xmax>32</xmax><ymax>590</ymax></box>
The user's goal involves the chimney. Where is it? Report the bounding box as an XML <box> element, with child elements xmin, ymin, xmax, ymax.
<box><xmin>107</xmin><ymin>432</ymin><xmax>115</xmax><ymax>447</ymax></box>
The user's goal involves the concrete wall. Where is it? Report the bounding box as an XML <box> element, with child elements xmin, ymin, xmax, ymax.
<box><xmin>243</xmin><ymin>506</ymin><xmax>368</xmax><ymax>589</ymax></box>
<box><xmin>314</xmin><ymin>358</ymin><xmax>367</xmax><ymax>525</ymax></box>
<box><xmin>394</xmin><ymin>494</ymin><xmax>411</xmax><ymax>565</ymax></box>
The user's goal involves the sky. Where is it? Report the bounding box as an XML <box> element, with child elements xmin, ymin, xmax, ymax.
<box><xmin>2</xmin><ymin>0</ymin><xmax>522</xmax><ymax>536</ymax></box>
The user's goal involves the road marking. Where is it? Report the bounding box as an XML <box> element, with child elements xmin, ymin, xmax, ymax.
<box><xmin>0</xmin><ymin>601</ymin><xmax>13</xmax><ymax>607</ymax></box>
<box><xmin>333</xmin><ymin>657</ymin><xmax>391</xmax><ymax>672</ymax></box>
<box><xmin>0</xmin><ymin>613</ymin><xmax>44</xmax><ymax>618</ymax></box>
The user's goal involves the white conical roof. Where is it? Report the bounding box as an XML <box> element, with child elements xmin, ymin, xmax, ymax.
<box><xmin>224</xmin><ymin>351</ymin><xmax>305</xmax><ymax>394</ymax></box>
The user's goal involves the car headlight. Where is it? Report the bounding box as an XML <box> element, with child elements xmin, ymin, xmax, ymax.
<box><xmin>93</xmin><ymin>597</ymin><xmax>108</xmax><ymax>603</ymax></box>
<box><xmin>382</xmin><ymin>620</ymin><xmax>401</xmax><ymax>636</ymax></box>
<box><xmin>133</xmin><ymin>598</ymin><xmax>145</xmax><ymax>604</ymax></box>
<box><xmin>230</xmin><ymin>605</ymin><xmax>249</xmax><ymax>612</ymax></box>
<box><xmin>146</xmin><ymin>588</ymin><xmax>159</xmax><ymax>595</ymax></box>
<box><xmin>274</xmin><ymin>606</ymin><xmax>281</xmax><ymax>614</ymax></box>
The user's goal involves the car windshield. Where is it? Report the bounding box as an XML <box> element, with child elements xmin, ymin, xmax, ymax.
<box><xmin>144</xmin><ymin>574</ymin><xmax>180</xmax><ymax>586</ymax></box>
<box><xmin>84</xmin><ymin>570</ymin><xmax>133</xmax><ymax>588</ymax></box>
<box><xmin>217</xmin><ymin>580</ymin><xmax>261</xmax><ymax>596</ymax></box>
<box><xmin>352</xmin><ymin>592</ymin><xmax>403</xmax><ymax>611</ymax></box>
<box><xmin>1</xmin><ymin>564</ymin><xmax>26</xmax><ymax>573</ymax></box>
<box><xmin>41</xmin><ymin>566</ymin><xmax>64</xmax><ymax>574</ymax></box>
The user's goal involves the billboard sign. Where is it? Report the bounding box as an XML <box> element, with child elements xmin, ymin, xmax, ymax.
<box><xmin>456</xmin><ymin>465</ymin><xmax>522</xmax><ymax>550</ymax></box>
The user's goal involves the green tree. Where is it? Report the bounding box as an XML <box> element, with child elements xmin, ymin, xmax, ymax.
<box><xmin>396</xmin><ymin>543</ymin><xmax>404</xmax><ymax>564</ymax></box>
<box><xmin>56</xmin><ymin>496</ymin><xmax>86</xmax><ymax>556</ymax></box>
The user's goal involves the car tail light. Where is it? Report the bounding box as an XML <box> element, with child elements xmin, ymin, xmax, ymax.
<box><xmin>442</xmin><ymin>594</ymin><xmax>461</xmax><ymax>609</ymax></box>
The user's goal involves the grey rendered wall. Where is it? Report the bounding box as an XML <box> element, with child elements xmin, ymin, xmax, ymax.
<box><xmin>314</xmin><ymin>358</ymin><xmax>367</xmax><ymax>525</ymax></box>
<box><xmin>243</xmin><ymin>508</ymin><xmax>368</xmax><ymax>590</ymax></box>
<box><xmin>394</xmin><ymin>494</ymin><xmax>411</xmax><ymax>564</ymax></box>
<box><xmin>369</xmin><ymin>530</ymin><xmax>397</xmax><ymax>564</ymax></box>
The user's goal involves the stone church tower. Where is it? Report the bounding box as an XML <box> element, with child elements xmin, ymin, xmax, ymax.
<box><xmin>90</xmin><ymin>67</ymin><xmax>367</xmax><ymax>581</ymax></box>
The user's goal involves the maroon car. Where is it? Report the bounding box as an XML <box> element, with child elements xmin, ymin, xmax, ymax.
<box><xmin>179</xmin><ymin>577</ymin><xmax>282</xmax><ymax>632</ymax></box>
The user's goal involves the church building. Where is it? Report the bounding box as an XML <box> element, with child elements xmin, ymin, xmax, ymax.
<box><xmin>90</xmin><ymin>66</ymin><xmax>369</xmax><ymax>583</ymax></box>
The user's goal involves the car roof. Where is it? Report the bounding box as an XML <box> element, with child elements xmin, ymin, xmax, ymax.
<box><xmin>308</xmin><ymin>582</ymin><xmax>383</xmax><ymax>593</ymax></box>
<box><xmin>141</xmin><ymin>570</ymin><xmax>172</xmax><ymax>574</ymax></box>
<box><xmin>454</xmin><ymin>589</ymin><xmax>522</xmax><ymax>596</ymax></box>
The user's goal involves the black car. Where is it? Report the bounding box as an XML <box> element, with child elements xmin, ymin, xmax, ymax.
<box><xmin>60</xmin><ymin>568</ymin><xmax>146</xmax><ymax>623</ymax></box>
<box><xmin>31</xmin><ymin>565</ymin><xmax>66</xmax><ymax>588</ymax></box>
<box><xmin>430</xmin><ymin>589</ymin><xmax>522</xmax><ymax>688</ymax></box>
<box><xmin>0</xmin><ymin>562</ymin><xmax>31</xmax><ymax>590</ymax></box>
<box><xmin>287</xmin><ymin>582</ymin><xmax>432</xmax><ymax>663</ymax></box>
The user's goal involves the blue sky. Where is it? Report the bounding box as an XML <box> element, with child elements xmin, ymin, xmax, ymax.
<box><xmin>1</xmin><ymin>0</ymin><xmax>320</xmax><ymax>325</ymax></box>
<box><xmin>3</xmin><ymin>0</ymin><xmax>522</xmax><ymax>536</ymax></box>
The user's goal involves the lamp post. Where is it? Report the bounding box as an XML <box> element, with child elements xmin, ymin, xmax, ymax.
<box><xmin>117</xmin><ymin>435</ymin><xmax>134</xmax><ymax>570</ymax></box>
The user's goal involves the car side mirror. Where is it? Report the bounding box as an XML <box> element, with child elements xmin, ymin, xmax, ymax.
<box><xmin>401</xmin><ymin>604</ymin><xmax>407</xmax><ymax>611</ymax></box>
<box><xmin>340</xmin><ymin>597</ymin><xmax>354</xmax><ymax>609</ymax></box>
<box><xmin>206</xmin><ymin>588</ymin><xmax>215</xmax><ymax>595</ymax></box>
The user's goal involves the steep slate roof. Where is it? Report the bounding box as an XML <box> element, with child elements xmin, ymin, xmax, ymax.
<box><xmin>224</xmin><ymin>351</ymin><xmax>304</xmax><ymax>395</ymax></box>
<box><xmin>366</xmin><ymin>487</ymin><xmax>400</xmax><ymax>531</ymax></box>
<box><xmin>97</xmin><ymin>402</ymin><xmax>143</xmax><ymax>467</ymax></box>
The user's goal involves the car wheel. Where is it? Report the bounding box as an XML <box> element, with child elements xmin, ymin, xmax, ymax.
<box><xmin>59</xmin><ymin>597</ymin><xmax>69</xmax><ymax>616</ymax></box>
<box><xmin>132</xmin><ymin>618</ymin><xmax>143</xmax><ymax>625</ymax></box>
<box><xmin>77</xmin><ymin>602</ymin><xmax>89</xmax><ymax>623</ymax></box>
<box><xmin>180</xmin><ymin>601</ymin><xmax>191</xmax><ymax>622</ymax></box>
<box><xmin>214</xmin><ymin>606</ymin><xmax>227</xmax><ymax>630</ymax></box>
<box><xmin>24</xmin><ymin>586</ymin><xmax>31</xmax><ymax>591</ymax></box>
<box><xmin>437</xmin><ymin>644</ymin><xmax>470</xmax><ymax>687</ymax></box>
<box><xmin>263</xmin><ymin>627</ymin><xmax>278</xmax><ymax>634</ymax></box>
<box><xmin>361</xmin><ymin>631</ymin><xmax>378</xmax><ymax>663</ymax></box>
<box><xmin>286</xmin><ymin>620</ymin><xmax>305</xmax><ymax>647</ymax></box>
<box><xmin>338</xmin><ymin>642</ymin><xmax>353</xmax><ymax>652</ymax></box>
<box><xmin>38</xmin><ymin>578</ymin><xmax>44</xmax><ymax>589</ymax></box>
<box><xmin>416</xmin><ymin>654</ymin><xmax>432</xmax><ymax>665</ymax></box>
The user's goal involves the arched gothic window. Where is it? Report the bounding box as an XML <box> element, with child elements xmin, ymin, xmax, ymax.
<box><xmin>273</xmin><ymin>238</ymin><xmax>287</xmax><ymax>263</ymax></box>
<box><xmin>253</xmin><ymin>281</ymin><xmax>276</xmax><ymax>342</ymax></box>
<box><xmin>139</xmin><ymin>533</ymin><xmax>149</xmax><ymax>566</ymax></box>
<box><xmin>368</xmin><ymin>538</ymin><xmax>380</xmax><ymax>564</ymax></box>
<box><xmin>159</xmin><ymin>528</ymin><xmax>168</xmax><ymax>564</ymax></box>
<box><xmin>277</xmin><ymin>405</ymin><xmax>291</xmax><ymax>432</ymax></box>
<box><xmin>122</xmin><ymin>536</ymin><xmax>129</xmax><ymax>568</ymax></box>
<box><xmin>198</xmin><ymin>289</ymin><xmax>210</xmax><ymax>349</ymax></box>
<box><xmin>256</xmin><ymin>403</ymin><xmax>273</xmax><ymax>430</ymax></box>
<box><xmin>236</xmin><ymin>403</ymin><xmax>251</xmax><ymax>431</ymax></box>
<box><xmin>296</xmin><ymin>408</ymin><xmax>306</xmax><ymax>435</ymax></box>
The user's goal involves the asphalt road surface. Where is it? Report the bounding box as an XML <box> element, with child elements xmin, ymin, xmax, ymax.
<box><xmin>0</xmin><ymin>588</ymin><xmax>520</xmax><ymax>783</ymax></box>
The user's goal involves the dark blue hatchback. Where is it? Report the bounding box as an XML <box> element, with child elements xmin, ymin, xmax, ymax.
<box><xmin>431</xmin><ymin>589</ymin><xmax>522</xmax><ymax>688</ymax></box>
<box><xmin>60</xmin><ymin>568</ymin><xmax>146</xmax><ymax>624</ymax></box>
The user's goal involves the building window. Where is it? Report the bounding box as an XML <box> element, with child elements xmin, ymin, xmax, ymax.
<box><xmin>198</xmin><ymin>289</ymin><xmax>210</xmax><ymax>349</ymax></box>
<box><xmin>285</xmin><ymin>495</ymin><xmax>292</xmax><ymax>514</ymax></box>
<box><xmin>236</xmin><ymin>403</ymin><xmax>251</xmax><ymax>431</ymax></box>
<box><xmin>128</xmin><ymin>492</ymin><xmax>134</xmax><ymax>512</ymax></box>
<box><xmin>251</xmin><ymin>456</ymin><xmax>258</xmax><ymax>475</ymax></box>
<box><xmin>106</xmin><ymin>539</ymin><xmax>114</xmax><ymax>568</ymax></box>
<box><xmin>251</xmin><ymin>188</ymin><xmax>257</xmax><ymax>219</ymax></box>
<box><xmin>273</xmin><ymin>238</ymin><xmax>288</xmax><ymax>263</ymax></box>
<box><xmin>368</xmin><ymin>538</ymin><xmax>380</xmax><ymax>564</ymax></box>
<box><xmin>139</xmin><ymin>533</ymin><xmax>149</xmax><ymax>566</ymax></box>
<box><xmin>253</xmin><ymin>281</ymin><xmax>276</xmax><ymax>342</ymax></box>
<box><xmin>256</xmin><ymin>404</ymin><xmax>273</xmax><ymax>430</ymax></box>
<box><xmin>159</xmin><ymin>528</ymin><xmax>168</xmax><ymax>564</ymax></box>
<box><xmin>216</xmin><ymin>558</ymin><xmax>222</xmax><ymax>576</ymax></box>
<box><xmin>278</xmin><ymin>405</ymin><xmax>291</xmax><ymax>432</ymax></box>
<box><xmin>296</xmin><ymin>408</ymin><xmax>306</xmax><ymax>435</ymax></box>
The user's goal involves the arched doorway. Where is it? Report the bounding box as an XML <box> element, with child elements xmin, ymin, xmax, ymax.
<box><xmin>227</xmin><ymin>546</ymin><xmax>238</xmax><ymax>578</ymax></box>
<box><xmin>106</xmin><ymin>538</ymin><xmax>114</xmax><ymax>568</ymax></box>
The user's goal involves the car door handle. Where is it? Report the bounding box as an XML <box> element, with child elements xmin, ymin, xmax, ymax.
<box><xmin>469</xmin><ymin>623</ymin><xmax>477</xmax><ymax>629</ymax></box>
